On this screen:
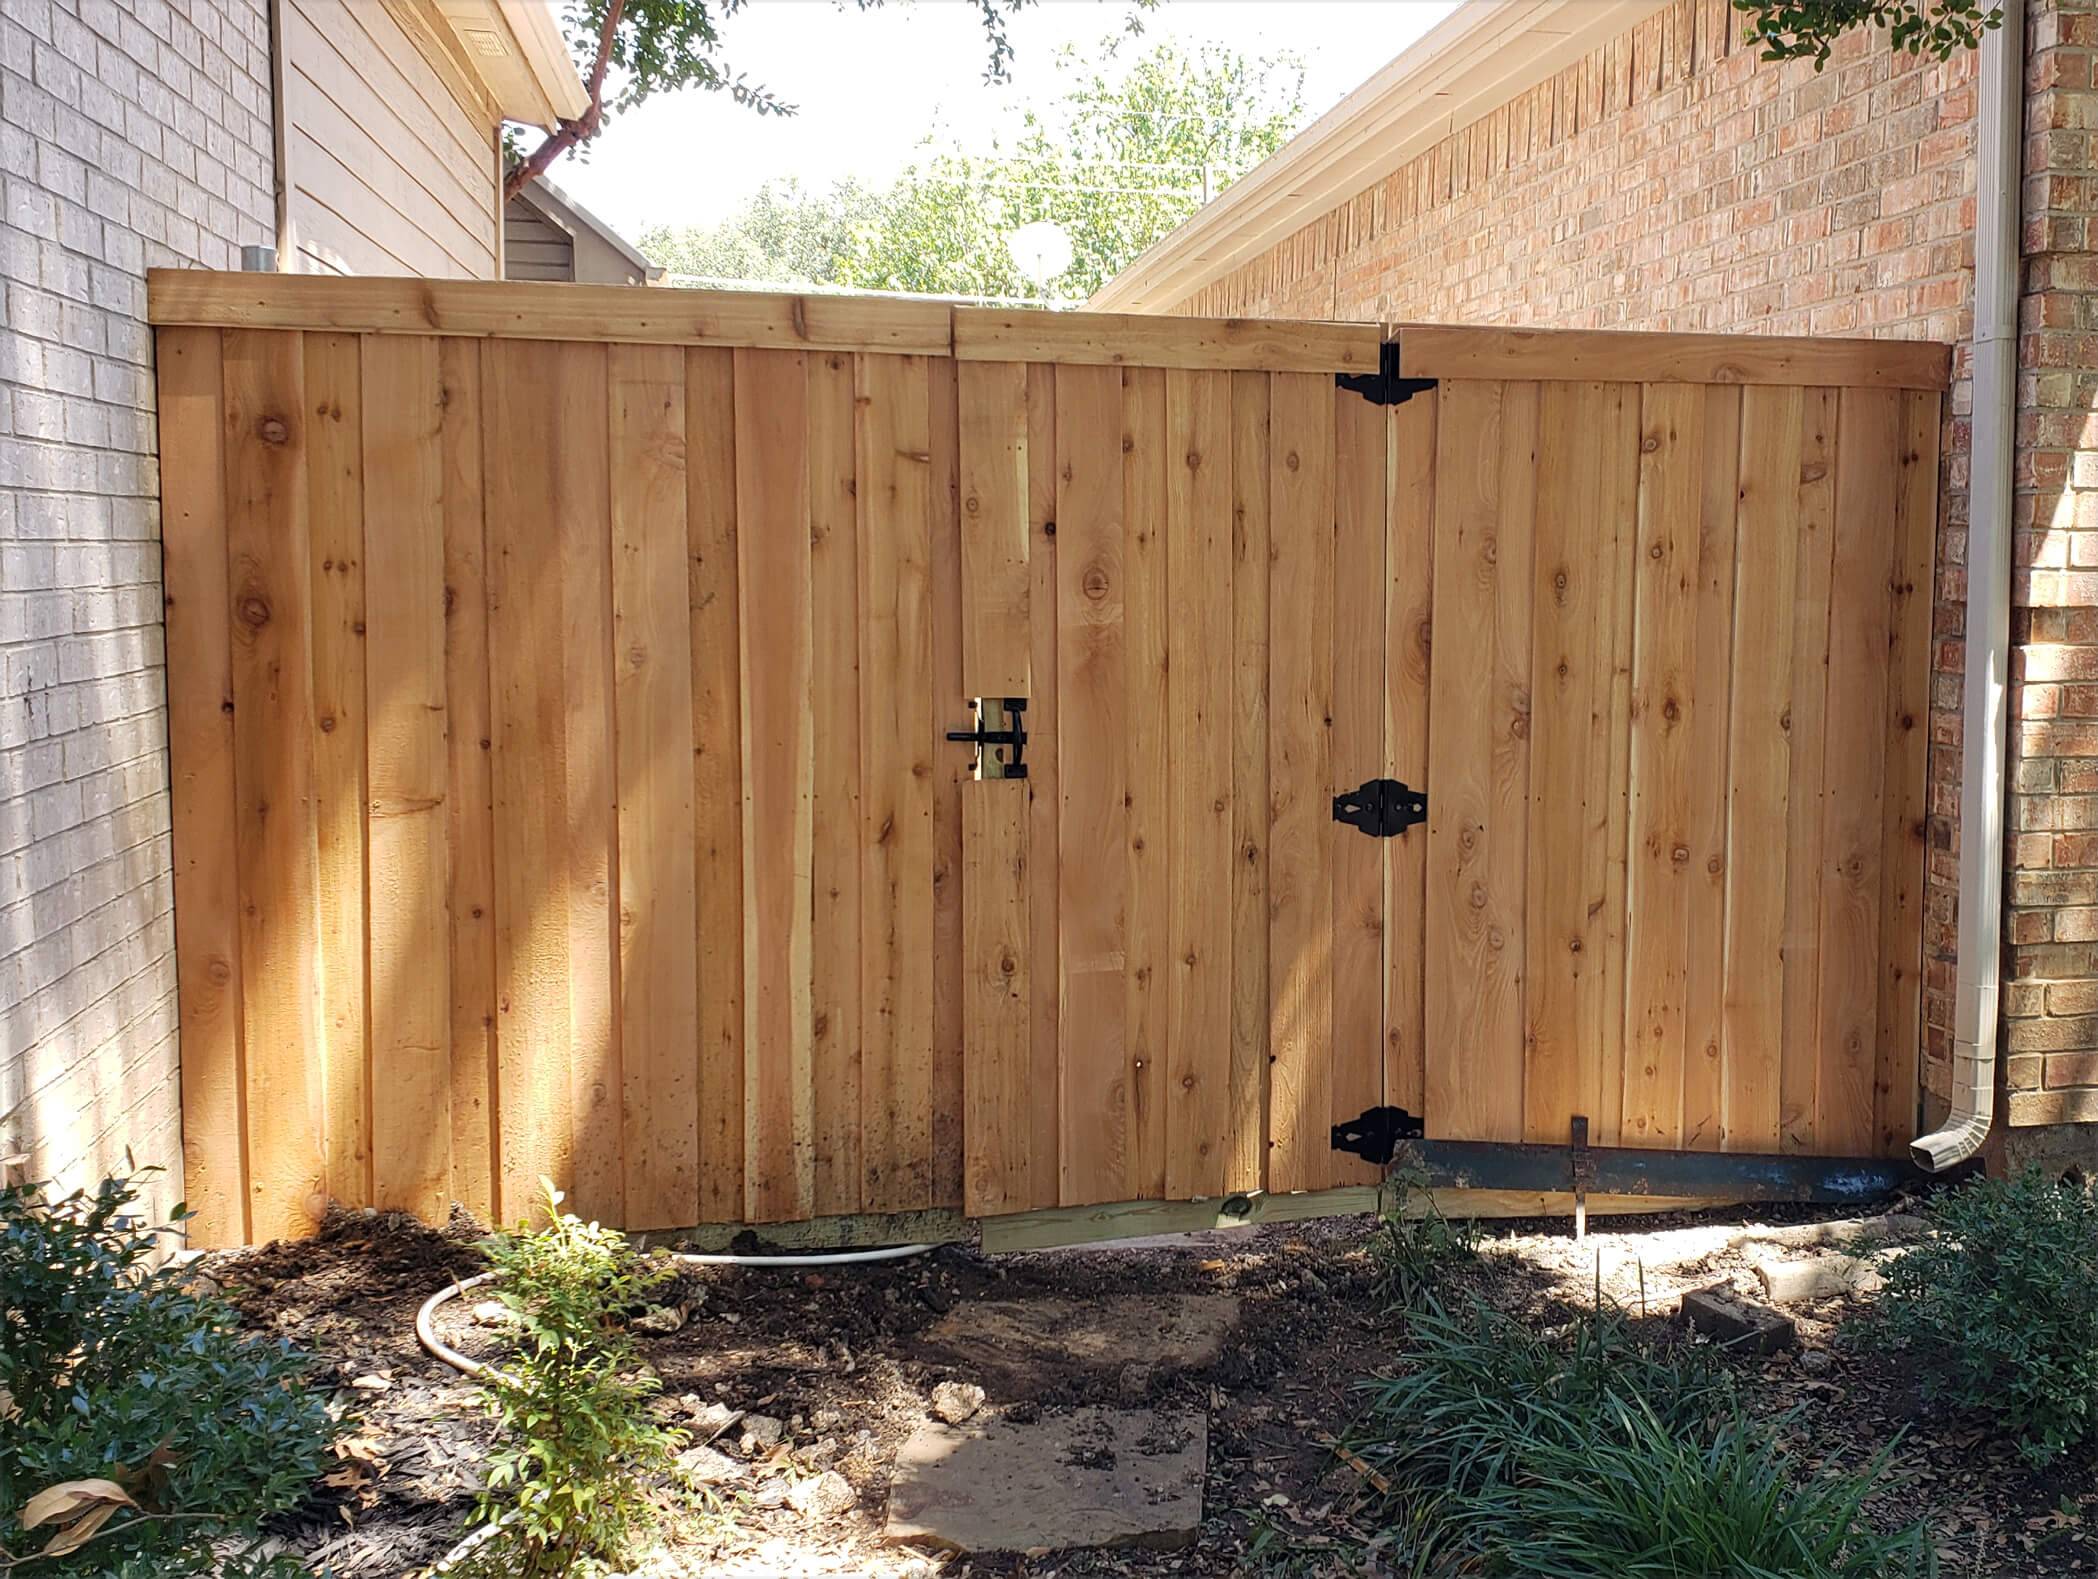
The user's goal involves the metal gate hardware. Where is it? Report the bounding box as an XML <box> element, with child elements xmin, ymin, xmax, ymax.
<box><xmin>1331</xmin><ymin>1105</ymin><xmax>1424</xmax><ymax>1165</ymax></box>
<box><xmin>1335</xmin><ymin>341</ymin><xmax>1437</xmax><ymax>408</ymax></box>
<box><xmin>947</xmin><ymin>698</ymin><xmax>1029</xmax><ymax>780</ymax></box>
<box><xmin>1333</xmin><ymin>778</ymin><xmax>1427</xmax><ymax>838</ymax></box>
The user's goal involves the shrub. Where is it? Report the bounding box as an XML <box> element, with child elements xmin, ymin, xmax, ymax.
<box><xmin>0</xmin><ymin>1174</ymin><xmax>339</xmax><ymax>1577</ymax></box>
<box><xmin>472</xmin><ymin>1182</ymin><xmax>685</xmax><ymax>1577</ymax></box>
<box><xmin>1349</xmin><ymin>1297</ymin><xmax>1925</xmax><ymax>1577</ymax></box>
<box><xmin>1862</xmin><ymin>1166</ymin><xmax>2098</xmax><ymax>1466</ymax></box>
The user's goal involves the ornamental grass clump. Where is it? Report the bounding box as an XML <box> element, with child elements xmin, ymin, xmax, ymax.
<box><xmin>1350</xmin><ymin>1296</ymin><xmax>1927</xmax><ymax>1577</ymax></box>
<box><xmin>1862</xmin><ymin>1166</ymin><xmax>2098</xmax><ymax>1466</ymax></box>
<box><xmin>469</xmin><ymin>1182</ymin><xmax>684</xmax><ymax>1578</ymax></box>
<box><xmin>0</xmin><ymin>1174</ymin><xmax>339</xmax><ymax>1577</ymax></box>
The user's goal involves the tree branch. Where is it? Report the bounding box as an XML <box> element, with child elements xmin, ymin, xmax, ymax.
<box><xmin>502</xmin><ymin>0</ymin><xmax>627</xmax><ymax>202</ymax></box>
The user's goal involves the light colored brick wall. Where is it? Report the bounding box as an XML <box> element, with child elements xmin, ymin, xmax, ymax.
<box><xmin>1</xmin><ymin>0</ymin><xmax>274</xmax><ymax>1218</ymax></box>
<box><xmin>2003</xmin><ymin>0</ymin><xmax>2098</xmax><ymax>1125</ymax></box>
<box><xmin>1175</xmin><ymin>1</ymin><xmax>1978</xmax><ymax>1124</ymax></box>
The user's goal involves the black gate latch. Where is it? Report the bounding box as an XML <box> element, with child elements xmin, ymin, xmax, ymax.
<box><xmin>1333</xmin><ymin>777</ymin><xmax>1427</xmax><ymax>838</ymax></box>
<box><xmin>1332</xmin><ymin>1106</ymin><xmax>1425</xmax><ymax>1166</ymax></box>
<box><xmin>946</xmin><ymin>698</ymin><xmax>1028</xmax><ymax>779</ymax></box>
<box><xmin>1336</xmin><ymin>341</ymin><xmax>1437</xmax><ymax>407</ymax></box>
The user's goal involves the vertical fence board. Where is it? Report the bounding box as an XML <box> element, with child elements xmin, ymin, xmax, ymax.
<box><xmin>304</xmin><ymin>332</ymin><xmax>369</xmax><ymax>1209</ymax></box>
<box><xmin>1780</xmin><ymin>387</ymin><xmax>1839</xmax><ymax>1152</ymax></box>
<box><xmin>1721</xmin><ymin>385</ymin><xmax>1804</xmax><ymax>1154</ymax></box>
<box><xmin>1624</xmin><ymin>382</ymin><xmax>1705</xmax><ymax>1148</ymax></box>
<box><xmin>1055</xmin><ymin>364</ymin><xmax>1128</xmax><ymax>1205</ymax></box>
<box><xmin>558</xmin><ymin>344</ymin><xmax>621</xmax><ymax>1223</ymax></box>
<box><xmin>1877</xmin><ymin>390</ymin><xmax>1940</xmax><ymax>1154</ymax></box>
<box><xmin>1425</xmin><ymin>380</ymin><xmax>1533</xmax><ymax>1144</ymax></box>
<box><xmin>808</xmin><ymin>351</ymin><xmax>864</xmax><ymax>1217</ymax></box>
<box><xmin>484</xmin><ymin>339</ymin><xmax>572</xmax><ymax>1223</ymax></box>
<box><xmin>859</xmin><ymin>352</ymin><xmax>937</xmax><ymax>1211</ymax></box>
<box><xmin>158</xmin><ymin>326</ymin><xmax>248</xmax><ymax>1244</ymax></box>
<box><xmin>610</xmin><ymin>343</ymin><xmax>698</xmax><ymax>1229</ymax></box>
<box><xmin>222</xmin><ymin>328</ymin><xmax>326</xmax><ymax>1240</ymax></box>
<box><xmin>1267</xmin><ymin>371</ymin><xmax>1336</xmax><ymax>1187</ymax></box>
<box><xmin>688</xmin><ymin>347</ymin><xmax>746</xmax><ymax>1221</ymax></box>
<box><xmin>1682</xmin><ymin>384</ymin><xmax>1742</xmax><ymax>1151</ymax></box>
<box><xmin>1227</xmin><ymin>371</ymin><xmax>1271</xmax><ymax>1193</ymax></box>
<box><xmin>1165</xmin><ymin>368</ymin><xmax>1234</xmax><ymax>1199</ymax></box>
<box><xmin>1024</xmin><ymin>362</ymin><xmax>1062</xmax><ymax>1209</ymax></box>
<box><xmin>1123</xmin><ymin>367</ymin><xmax>1170</xmax><ymax>1201</ymax></box>
<box><xmin>1817</xmin><ymin>387</ymin><xmax>1899</xmax><ymax>1155</ymax></box>
<box><xmin>362</xmin><ymin>334</ymin><xmax>453</xmax><ymax>1220</ymax></box>
<box><xmin>1524</xmin><ymin>383</ymin><xmax>1624</xmax><ymax>1143</ymax></box>
<box><xmin>1386</xmin><ymin>388</ymin><xmax>1435</xmax><ymax>1123</ymax></box>
<box><xmin>436</xmin><ymin>337</ymin><xmax>497</xmax><ymax>1221</ymax></box>
<box><xmin>963</xmin><ymin>781</ymin><xmax>1032</xmax><ymax>1215</ymax></box>
<box><xmin>1331</xmin><ymin>386</ymin><xmax>1387</xmax><ymax>1183</ymax></box>
<box><xmin>930</xmin><ymin>357</ymin><xmax>967</xmax><ymax>1210</ymax></box>
<box><xmin>958</xmin><ymin>361</ymin><xmax>1031</xmax><ymax>697</ymax></box>
<box><xmin>734</xmin><ymin>348</ymin><xmax>815</xmax><ymax>1224</ymax></box>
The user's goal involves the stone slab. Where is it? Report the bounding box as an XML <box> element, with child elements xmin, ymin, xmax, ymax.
<box><xmin>916</xmin><ymin>1294</ymin><xmax>1240</xmax><ymax>1389</ymax></box>
<box><xmin>884</xmin><ymin>1407</ymin><xmax>1206</xmax><ymax>1553</ymax></box>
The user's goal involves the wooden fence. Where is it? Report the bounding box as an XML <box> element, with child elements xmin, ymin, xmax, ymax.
<box><xmin>147</xmin><ymin>273</ymin><xmax>1947</xmax><ymax>1245</ymax></box>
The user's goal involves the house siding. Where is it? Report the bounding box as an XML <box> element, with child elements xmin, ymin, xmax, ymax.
<box><xmin>1</xmin><ymin>0</ymin><xmax>276</xmax><ymax>1224</ymax></box>
<box><xmin>1174</xmin><ymin>0</ymin><xmax>1983</xmax><ymax>1128</ymax></box>
<box><xmin>279</xmin><ymin>0</ymin><xmax>497</xmax><ymax>278</ymax></box>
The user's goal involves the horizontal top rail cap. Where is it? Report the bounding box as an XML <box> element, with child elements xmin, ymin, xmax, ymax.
<box><xmin>146</xmin><ymin>270</ymin><xmax>954</xmax><ymax>355</ymax></box>
<box><xmin>954</xmin><ymin>306</ymin><xmax>1383</xmax><ymax>373</ymax></box>
<box><xmin>1393</xmin><ymin>323</ymin><xmax>1952</xmax><ymax>391</ymax></box>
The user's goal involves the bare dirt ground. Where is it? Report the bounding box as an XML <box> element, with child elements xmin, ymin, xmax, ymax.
<box><xmin>213</xmin><ymin>1196</ymin><xmax>2098</xmax><ymax>1577</ymax></box>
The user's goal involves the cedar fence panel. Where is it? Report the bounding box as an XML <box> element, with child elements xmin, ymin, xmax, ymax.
<box><xmin>149</xmin><ymin>274</ymin><xmax>1946</xmax><ymax>1244</ymax></box>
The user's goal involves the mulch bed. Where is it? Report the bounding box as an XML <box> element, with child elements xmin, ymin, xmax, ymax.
<box><xmin>209</xmin><ymin>1199</ymin><xmax>2098</xmax><ymax>1576</ymax></box>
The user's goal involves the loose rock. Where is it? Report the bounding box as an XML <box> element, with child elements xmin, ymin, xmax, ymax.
<box><xmin>676</xmin><ymin>1445</ymin><xmax>743</xmax><ymax>1486</ymax></box>
<box><xmin>930</xmin><ymin>1380</ymin><xmax>985</xmax><ymax>1425</ymax></box>
<box><xmin>789</xmin><ymin>1469</ymin><xmax>857</xmax><ymax>1519</ymax></box>
<box><xmin>740</xmin><ymin>1413</ymin><xmax>785</xmax><ymax>1452</ymax></box>
<box><xmin>1754</xmin><ymin>1254</ymin><xmax>1883</xmax><ymax>1305</ymax></box>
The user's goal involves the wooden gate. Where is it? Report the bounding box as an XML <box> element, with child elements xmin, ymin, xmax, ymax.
<box><xmin>147</xmin><ymin>274</ymin><xmax>1945</xmax><ymax>1246</ymax></box>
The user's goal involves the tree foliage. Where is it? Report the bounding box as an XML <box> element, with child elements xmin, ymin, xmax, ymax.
<box><xmin>1733</xmin><ymin>0</ymin><xmax>2001</xmax><ymax>67</ymax></box>
<box><xmin>646</xmin><ymin>37</ymin><xmax>1306</xmax><ymax>303</ymax></box>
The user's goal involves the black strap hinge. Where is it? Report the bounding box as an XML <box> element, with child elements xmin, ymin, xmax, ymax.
<box><xmin>1336</xmin><ymin>340</ymin><xmax>1436</xmax><ymax>407</ymax></box>
<box><xmin>1334</xmin><ymin>777</ymin><xmax>1427</xmax><ymax>838</ymax></box>
<box><xmin>1332</xmin><ymin>1106</ymin><xmax>1425</xmax><ymax>1165</ymax></box>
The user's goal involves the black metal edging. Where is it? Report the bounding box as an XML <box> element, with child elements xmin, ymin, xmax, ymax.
<box><xmin>1387</xmin><ymin>1136</ymin><xmax>1944</xmax><ymax>1205</ymax></box>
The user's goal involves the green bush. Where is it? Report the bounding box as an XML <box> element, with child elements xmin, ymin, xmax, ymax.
<box><xmin>0</xmin><ymin>1174</ymin><xmax>339</xmax><ymax>1577</ymax></box>
<box><xmin>1350</xmin><ymin>1297</ymin><xmax>1924</xmax><ymax>1577</ymax></box>
<box><xmin>1863</xmin><ymin>1166</ymin><xmax>2098</xmax><ymax>1466</ymax></box>
<box><xmin>472</xmin><ymin>1182</ymin><xmax>685</xmax><ymax>1577</ymax></box>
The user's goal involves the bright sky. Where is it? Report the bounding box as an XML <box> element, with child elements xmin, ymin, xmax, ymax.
<box><xmin>551</xmin><ymin>1</ymin><xmax>1460</xmax><ymax>239</ymax></box>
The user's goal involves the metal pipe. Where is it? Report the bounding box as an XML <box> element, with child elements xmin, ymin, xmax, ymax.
<box><xmin>1912</xmin><ymin>0</ymin><xmax>2021</xmax><ymax>1172</ymax></box>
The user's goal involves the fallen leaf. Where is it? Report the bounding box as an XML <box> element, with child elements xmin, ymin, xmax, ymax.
<box><xmin>41</xmin><ymin>1503</ymin><xmax>120</xmax><ymax>1559</ymax></box>
<box><xmin>22</xmin><ymin>1480</ymin><xmax>136</xmax><ymax>1531</ymax></box>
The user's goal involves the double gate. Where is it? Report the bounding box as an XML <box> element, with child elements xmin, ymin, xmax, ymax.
<box><xmin>148</xmin><ymin>274</ymin><xmax>1946</xmax><ymax>1245</ymax></box>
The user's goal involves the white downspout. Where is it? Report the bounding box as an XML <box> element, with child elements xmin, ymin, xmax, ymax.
<box><xmin>1912</xmin><ymin>1</ymin><xmax>2022</xmax><ymax>1171</ymax></box>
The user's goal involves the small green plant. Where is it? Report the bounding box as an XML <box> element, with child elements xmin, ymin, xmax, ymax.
<box><xmin>472</xmin><ymin>1181</ymin><xmax>685</xmax><ymax>1576</ymax></box>
<box><xmin>0</xmin><ymin>1174</ymin><xmax>339</xmax><ymax>1577</ymax></box>
<box><xmin>1371</xmin><ymin>1170</ymin><xmax>1479</xmax><ymax>1306</ymax></box>
<box><xmin>1862</xmin><ymin>1166</ymin><xmax>2098</xmax><ymax>1466</ymax></box>
<box><xmin>1477</xmin><ymin>1400</ymin><xmax>1928</xmax><ymax>1578</ymax></box>
<box><xmin>1734</xmin><ymin>0</ymin><xmax>2001</xmax><ymax>69</ymax></box>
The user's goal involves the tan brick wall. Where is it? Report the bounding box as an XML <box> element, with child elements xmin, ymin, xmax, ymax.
<box><xmin>2004</xmin><ymin>0</ymin><xmax>2098</xmax><ymax>1126</ymax></box>
<box><xmin>1173</xmin><ymin>0</ymin><xmax>1979</xmax><ymax>1121</ymax></box>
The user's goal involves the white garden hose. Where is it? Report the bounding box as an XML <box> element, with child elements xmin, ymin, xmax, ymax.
<box><xmin>413</xmin><ymin>1243</ymin><xmax>937</xmax><ymax>1382</ymax></box>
